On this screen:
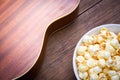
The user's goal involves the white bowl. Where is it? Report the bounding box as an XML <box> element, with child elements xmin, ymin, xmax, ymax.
<box><xmin>73</xmin><ymin>24</ymin><xmax>120</xmax><ymax>80</ymax></box>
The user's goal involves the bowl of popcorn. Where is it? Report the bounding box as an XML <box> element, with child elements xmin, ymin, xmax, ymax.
<box><xmin>73</xmin><ymin>24</ymin><xmax>120</xmax><ymax>80</ymax></box>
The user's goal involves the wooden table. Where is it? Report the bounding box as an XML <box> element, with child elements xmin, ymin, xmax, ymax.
<box><xmin>2</xmin><ymin>0</ymin><xmax>120</xmax><ymax>80</ymax></box>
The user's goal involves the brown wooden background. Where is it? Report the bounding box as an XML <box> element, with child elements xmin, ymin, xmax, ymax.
<box><xmin>33</xmin><ymin>0</ymin><xmax>120</xmax><ymax>80</ymax></box>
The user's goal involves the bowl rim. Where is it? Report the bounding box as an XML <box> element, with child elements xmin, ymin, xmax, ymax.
<box><xmin>73</xmin><ymin>24</ymin><xmax>120</xmax><ymax>80</ymax></box>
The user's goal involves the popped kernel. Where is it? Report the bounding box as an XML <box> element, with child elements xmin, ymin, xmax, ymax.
<box><xmin>117</xmin><ymin>33</ymin><xmax>120</xmax><ymax>42</ymax></box>
<box><xmin>83</xmin><ymin>36</ymin><xmax>93</xmax><ymax>45</ymax></box>
<box><xmin>112</xmin><ymin>60</ymin><xmax>120</xmax><ymax>71</ymax></box>
<box><xmin>79</xmin><ymin>72</ymin><xmax>88</xmax><ymax>79</ymax></box>
<box><xmin>88</xmin><ymin>44</ymin><xmax>100</xmax><ymax>56</ymax></box>
<box><xmin>98</xmin><ymin>73</ymin><xmax>107</xmax><ymax>80</ymax></box>
<box><xmin>98</xmin><ymin>58</ymin><xmax>106</xmax><ymax>68</ymax></box>
<box><xmin>103</xmin><ymin>51</ymin><xmax>111</xmax><ymax>59</ymax></box>
<box><xmin>106</xmin><ymin>57</ymin><xmax>113</xmax><ymax>67</ymax></box>
<box><xmin>110</xmin><ymin>38</ymin><xmax>120</xmax><ymax>49</ymax></box>
<box><xmin>78</xmin><ymin>64</ymin><xmax>88</xmax><ymax>72</ymax></box>
<box><xmin>108</xmin><ymin>32</ymin><xmax>117</xmax><ymax>39</ymax></box>
<box><xmin>111</xmin><ymin>75</ymin><xmax>119</xmax><ymax>80</ymax></box>
<box><xmin>77</xmin><ymin>46</ymin><xmax>87</xmax><ymax>56</ymax></box>
<box><xmin>105</xmin><ymin>42</ymin><xmax>115</xmax><ymax>54</ymax></box>
<box><xmin>117</xmin><ymin>71</ymin><xmax>120</xmax><ymax>77</ymax></box>
<box><xmin>107</xmin><ymin>70</ymin><xmax>117</xmax><ymax>77</ymax></box>
<box><xmin>91</xmin><ymin>66</ymin><xmax>102</xmax><ymax>74</ymax></box>
<box><xmin>84</xmin><ymin>52</ymin><xmax>91</xmax><ymax>60</ymax></box>
<box><xmin>86</xmin><ymin>58</ymin><xmax>98</xmax><ymax>67</ymax></box>
<box><xmin>76</xmin><ymin>56</ymin><xmax>85</xmax><ymax>63</ymax></box>
<box><xmin>90</xmin><ymin>73</ymin><xmax>99</xmax><ymax>80</ymax></box>
<box><xmin>103</xmin><ymin>68</ymin><xmax>110</xmax><ymax>74</ymax></box>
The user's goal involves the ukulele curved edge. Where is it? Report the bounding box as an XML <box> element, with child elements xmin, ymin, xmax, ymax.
<box><xmin>15</xmin><ymin>0</ymin><xmax>80</xmax><ymax>79</ymax></box>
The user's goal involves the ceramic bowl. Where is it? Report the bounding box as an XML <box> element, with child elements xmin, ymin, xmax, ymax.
<box><xmin>73</xmin><ymin>24</ymin><xmax>120</xmax><ymax>80</ymax></box>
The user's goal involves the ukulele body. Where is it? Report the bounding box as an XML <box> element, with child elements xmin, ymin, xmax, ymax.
<box><xmin>0</xmin><ymin>0</ymin><xmax>80</xmax><ymax>79</ymax></box>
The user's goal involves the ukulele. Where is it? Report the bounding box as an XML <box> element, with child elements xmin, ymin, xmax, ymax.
<box><xmin>0</xmin><ymin>0</ymin><xmax>80</xmax><ymax>79</ymax></box>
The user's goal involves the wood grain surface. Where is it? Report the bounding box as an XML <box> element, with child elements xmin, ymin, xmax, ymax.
<box><xmin>0</xmin><ymin>0</ymin><xmax>80</xmax><ymax>79</ymax></box>
<box><xmin>0</xmin><ymin>0</ymin><xmax>120</xmax><ymax>80</ymax></box>
<box><xmin>34</xmin><ymin>0</ymin><xmax>120</xmax><ymax>80</ymax></box>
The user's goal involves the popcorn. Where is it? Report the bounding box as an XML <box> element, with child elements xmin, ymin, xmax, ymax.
<box><xmin>109</xmin><ymin>32</ymin><xmax>117</xmax><ymax>39</ymax></box>
<box><xmin>83</xmin><ymin>36</ymin><xmax>93</xmax><ymax>45</ymax></box>
<box><xmin>76</xmin><ymin>27</ymin><xmax>120</xmax><ymax>80</ymax></box>
<box><xmin>98</xmin><ymin>35</ymin><xmax>105</xmax><ymax>43</ymax></box>
<box><xmin>89</xmin><ymin>68</ymin><xmax>94</xmax><ymax>74</ymax></box>
<box><xmin>86</xmin><ymin>58</ymin><xmax>98</xmax><ymax>67</ymax></box>
<box><xmin>97</xmin><ymin>50</ymin><xmax>110</xmax><ymax>59</ymax></box>
<box><xmin>77</xmin><ymin>46</ymin><xmax>87</xmax><ymax>56</ymax></box>
<box><xmin>84</xmin><ymin>52</ymin><xmax>91</xmax><ymax>59</ymax></box>
<box><xmin>106</xmin><ymin>57</ymin><xmax>113</xmax><ymax>67</ymax></box>
<box><xmin>118</xmin><ymin>33</ymin><xmax>120</xmax><ymax>42</ymax></box>
<box><xmin>116</xmin><ymin>48</ymin><xmax>120</xmax><ymax>55</ymax></box>
<box><xmin>79</xmin><ymin>72</ymin><xmax>88</xmax><ymax>79</ymax></box>
<box><xmin>89</xmin><ymin>66</ymin><xmax>102</xmax><ymax>74</ymax></box>
<box><xmin>111</xmin><ymin>75</ymin><xmax>119</xmax><ymax>80</ymax></box>
<box><xmin>93</xmin><ymin>66</ymin><xmax>102</xmax><ymax>74</ymax></box>
<box><xmin>105</xmin><ymin>42</ymin><xmax>115</xmax><ymax>54</ymax></box>
<box><xmin>98</xmin><ymin>73</ymin><xmax>107</xmax><ymax>80</ymax></box>
<box><xmin>114</xmin><ymin>56</ymin><xmax>120</xmax><ymax>61</ymax></box>
<box><xmin>117</xmin><ymin>71</ymin><xmax>120</xmax><ymax>77</ymax></box>
<box><xmin>88</xmin><ymin>44</ymin><xmax>99</xmax><ymax>56</ymax></box>
<box><xmin>76</xmin><ymin>56</ymin><xmax>85</xmax><ymax>63</ymax></box>
<box><xmin>92</xmin><ymin>35</ymin><xmax>104</xmax><ymax>44</ymax></box>
<box><xmin>99</xmin><ymin>43</ymin><xmax>106</xmax><ymax>50</ymax></box>
<box><xmin>78</xmin><ymin>64</ymin><xmax>88</xmax><ymax>72</ymax></box>
<box><xmin>103</xmin><ymin>68</ymin><xmax>110</xmax><ymax>74</ymax></box>
<box><xmin>103</xmin><ymin>51</ymin><xmax>111</xmax><ymax>59</ymax></box>
<box><xmin>90</xmin><ymin>73</ymin><xmax>99</xmax><ymax>80</ymax></box>
<box><xmin>98</xmin><ymin>58</ymin><xmax>106</xmax><ymax>68</ymax></box>
<box><xmin>100</xmin><ymin>27</ymin><xmax>108</xmax><ymax>37</ymax></box>
<box><xmin>107</xmin><ymin>70</ymin><xmax>117</xmax><ymax>77</ymax></box>
<box><xmin>112</xmin><ymin>60</ymin><xmax>120</xmax><ymax>71</ymax></box>
<box><xmin>97</xmin><ymin>50</ymin><xmax>104</xmax><ymax>59</ymax></box>
<box><xmin>110</xmin><ymin>38</ymin><xmax>120</xmax><ymax>49</ymax></box>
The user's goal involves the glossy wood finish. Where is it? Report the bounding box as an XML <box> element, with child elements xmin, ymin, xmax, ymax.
<box><xmin>0</xmin><ymin>0</ymin><xmax>80</xmax><ymax>79</ymax></box>
<box><xmin>34</xmin><ymin>0</ymin><xmax>120</xmax><ymax>80</ymax></box>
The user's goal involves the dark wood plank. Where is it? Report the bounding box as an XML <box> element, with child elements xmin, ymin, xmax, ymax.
<box><xmin>35</xmin><ymin>0</ymin><xmax>120</xmax><ymax>80</ymax></box>
<box><xmin>78</xmin><ymin>0</ymin><xmax>102</xmax><ymax>15</ymax></box>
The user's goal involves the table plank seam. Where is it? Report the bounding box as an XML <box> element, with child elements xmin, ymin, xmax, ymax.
<box><xmin>77</xmin><ymin>0</ymin><xmax>103</xmax><ymax>17</ymax></box>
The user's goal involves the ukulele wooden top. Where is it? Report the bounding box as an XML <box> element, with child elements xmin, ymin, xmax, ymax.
<box><xmin>0</xmin><ymin>0</ymin><xmax>80</xmax><ymax>79</ymax></box>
